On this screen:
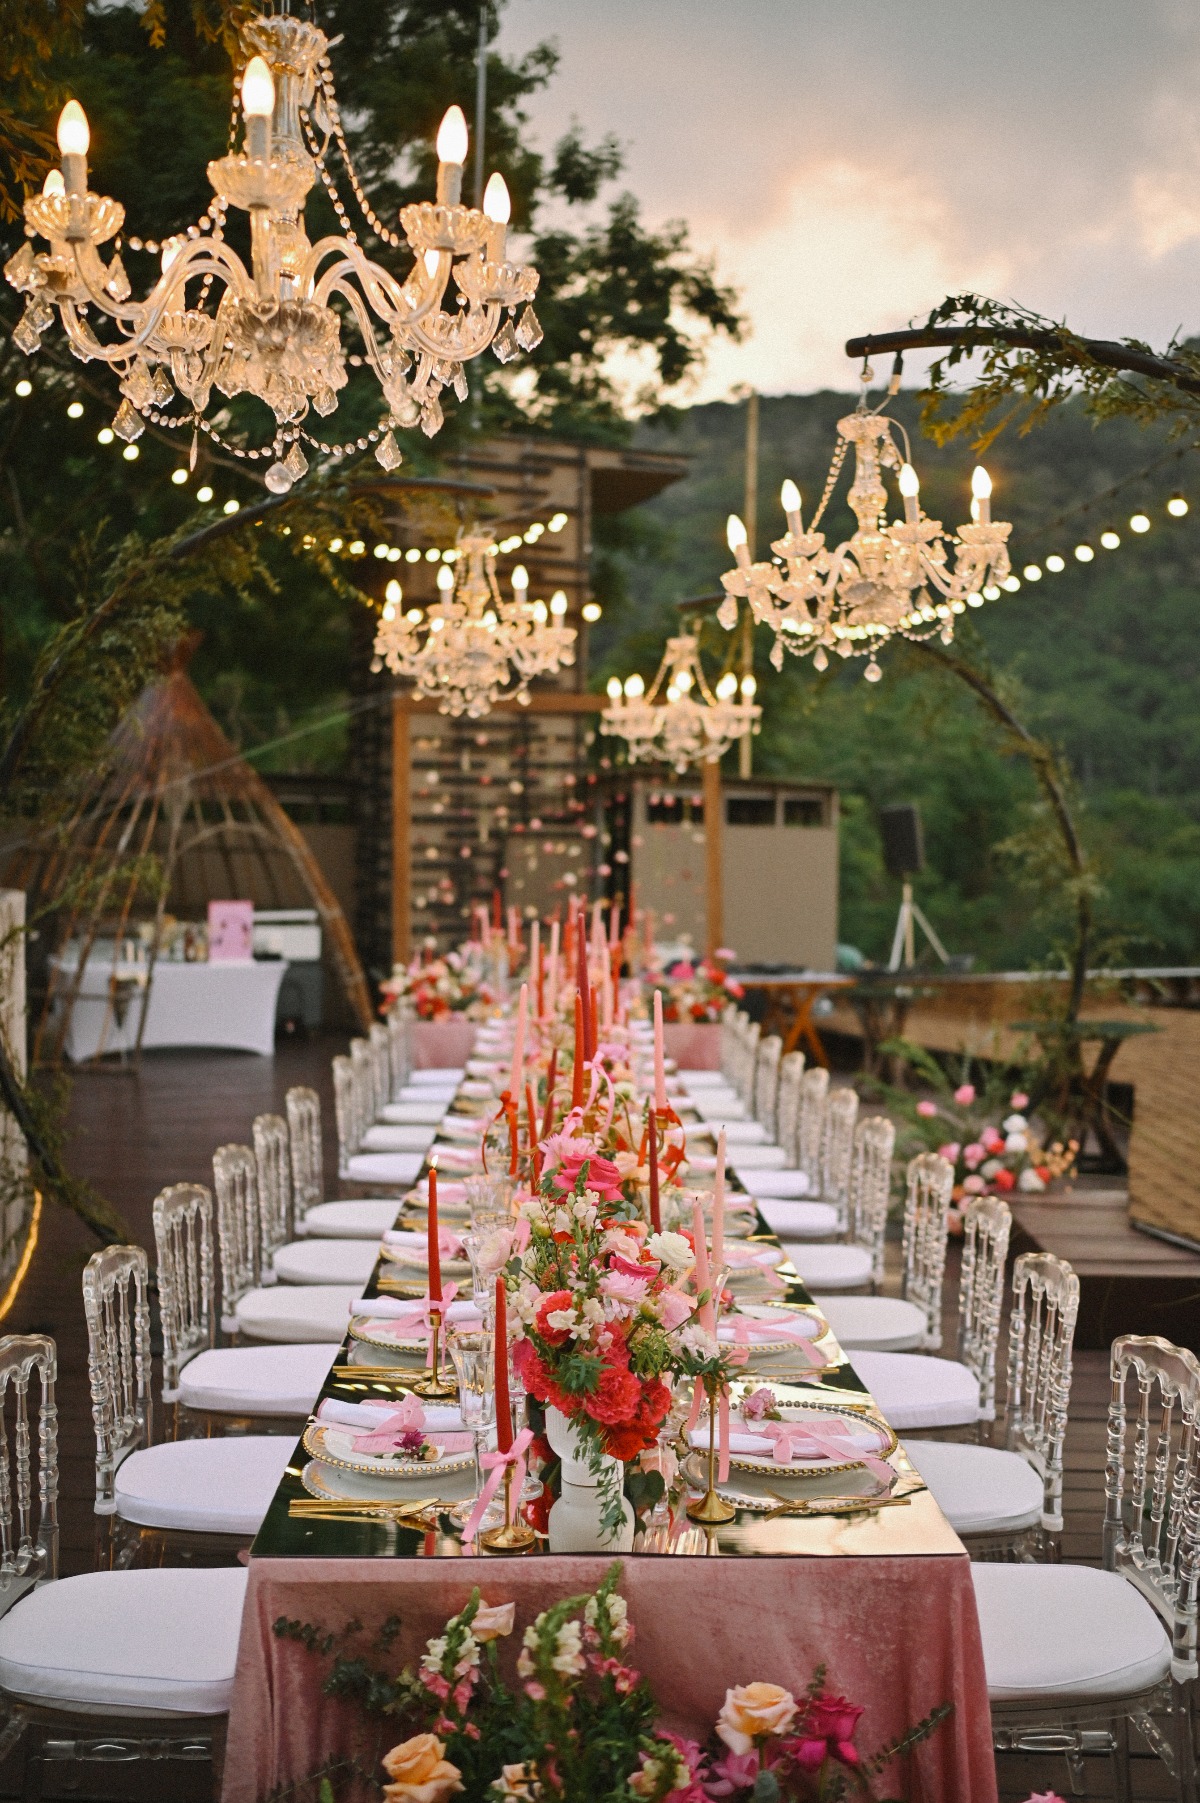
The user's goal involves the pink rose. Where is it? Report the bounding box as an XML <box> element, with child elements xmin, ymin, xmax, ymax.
<box><xmin>916</xmin><ymin>1100</ymin><xmax>938</xmax><ymax>1118</ymax></box>
<box><xmin>981</xmin><ymin>1126</ymin><xmax>1005</xmax><ymax>1153</ymax></box>
<box><xmin>954</xmin><ymin>1083</ymin><xmax>976</xmax><ymax>1105</ymax></box>
<box><xmin>1011</xmin><ymin>1092</ymin><xmax>1030</xmax><ymax>1110</ymax></box>
<box><xmin>788</xmin><ymin>1693</ymin><xmax>864</xmax><ymax>1771</ymax></box>
<box><xmin>740</xmin><ymin>1386</ymin><xmax>777</xmax><ymax>1421</ymax></box>
<box><xmin>937</xmin><ymin>1142</ymin><xmax>961</xmax><ymax>1163</ymax></box>
<box><xmin>655</xmin><ymin>1288</ymin><xmax>695</xmax><ymax>1332</ymax></box>
<box><xmin>961</xmin><ymin>1175</ymin><xmax>986</xmax><ymax>1194</ymax></box>
<box><xmin>962</xmin><ymin>1142</ymin><xmax>985</xmax><ymax>1169</ymax></box>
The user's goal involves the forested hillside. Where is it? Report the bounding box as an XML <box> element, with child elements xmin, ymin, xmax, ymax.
<box><xmin>588</xmin><ymin>393</ymin><xmax>1200</xmax><ymax>971</ymax></box>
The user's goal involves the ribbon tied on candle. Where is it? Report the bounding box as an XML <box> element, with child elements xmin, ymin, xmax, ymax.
<box><xmin>461</xmin><ymin>1425</ymin><xmax>534</xmax><ymax>1545</ymax></box>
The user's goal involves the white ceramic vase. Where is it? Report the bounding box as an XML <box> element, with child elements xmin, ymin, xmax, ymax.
<box><xmin>544</xmin><ymin>1405</ymin><xmax>634</xmax><ymax>1553</ymax></box>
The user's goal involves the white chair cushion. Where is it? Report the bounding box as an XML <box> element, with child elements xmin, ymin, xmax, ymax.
<box><xmin>380</xmin><ymin>1101</ymin><xmax>446</xmax><ymax>1124</ymax></box>
<box><xmin>0</xmin><ymin>1568</ymin><xmax>248</xmax><ymax>1715</ymax></box>
<box><xmin>407</xmin><ymin>1067</ymin><xmax>465</xmax><ymax>1085</ymax></box>
<box><xmin>742</xmin><ymin>1170</ymin><xmax>813</xmax><ymax>1198</ymax></box>
<box><xmin>345</xmin><ymin>1152</ymin><xmax>423</xmax><ymax>1185</ymax></box>
<box><xmin>678</xmin><ymin>1071</ymin><xmax>734</xmax><ymax>1088</ymax></box>
<box><xmin>720</xmin><ymin>1146</ymin><xmax>787</xmax><ymax>1169</ymax></box>
<box><xmin>360</xmin><ymin>1124</ymin><xmax>435</xmax><ymax>1153</ymax></box>
<box><xmin>398</xmin><ymin>1085</ymin><xmax>458</xmax><ymax>1105</ymax></box>
<box><xmin>693</xmin><ymin>1099</ymin><xmax>749</xmax><ymax>1121</ymax></box>
<box><xmin>302</xmin><ymin>1200</ymin><xmax>399</xmax><ymax>1239</ymax></box>
<box><xmin>971</xmin><ymin>1565</ymin><xmax>1171</xmax><ymax>1701</ymax></box>
<box><xmin>851</xmin><ymin>1350</ymin><xmax>980</xmax><ymax>1430</ymax></box>
<box><xmin>902</xmin><ymin>1440</ymin><xmax>1044</xmax><ymax>1536</ymax></box>
<box><xmin>236</xmin><ymin>1284</ymin><xmax>358</xmax><ymax>1343</ymax></box>
<box><xmin>273</xmin><ymin>1239</ymin><xmax>378</xmax><ymax>1286</ymax></box>
<box><xmin>685</xmin><ymin>1119</ymin><xmax>768</xmax><ymax>1144</ymax></box>
<box><xmin>757</xmin><ymin>1199</ymin><xmax>839</xmax><ymax>1239</ymax></box>
<box><xmin>785</xmin><ymin>1243</ymin><xmax>873</xmax><ymax>1290</ymax></box>
<box><xmin>815</xmin><ymin>1296</ymin><xmax>927</xmax><ymax>1352</ymax></box>
<box><xmin>114</xmin><ymin>1436</ymin><xmax>290</xmax><ymax>1535</ymax></box>
<box><xmin>179</xmin><ymin>1343</ymin><xmax>333</xmax><ymax>1416</ymax></box>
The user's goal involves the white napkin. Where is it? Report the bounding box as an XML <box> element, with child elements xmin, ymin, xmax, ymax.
<box><xmin>319</xmin><ymin>1398</ymin><xmax>464</xmax><ymax>1432</ymax></box>
<box><xmin>438</xmin><ymin>1115</ymin><xmax>487</xmax><ymax>1140</ymax></box>
<box><xmin>382</xmin><ymin>1229</ymin><xmax>464</xmax><ymax>1256</ymax></box>
<box><xmin>687</xmin><ymin>1422</ymin><xmax>879</xmax><ymax>1457</ymax></box>
<box><xmin>349</xmin><ymin>1295</ymin><xmax>482</xmax><ymax>1322</ymax></box>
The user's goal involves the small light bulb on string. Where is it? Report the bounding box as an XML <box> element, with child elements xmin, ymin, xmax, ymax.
<box><xmin>1046</xmin><ymin>555</ymin><xmax>1065</xmax><ymax>573</ymax></box>
<box><xmin>1023</xmin><ymin>564</ymin><xmax>1042</xmax><ymax>581</ymax></box>
<box><xmin>1075</xmin><ymin>544</ymin><xmax>1095</xmax><ymax>562</ymax></box>
<box><xmin>1130</xmin><ymin>513</ymin><xmax>1151</xmax><ymax>534</ymax></box>
<box><xmin>1168</xmin><ymin>494</ymin><xmax>1189</xmax><ymax>518</ymax></box>
<box><xmin>1100</xmin><ymin>531</ymin><xmax>1120</xmax><ymax>550</ymax></box>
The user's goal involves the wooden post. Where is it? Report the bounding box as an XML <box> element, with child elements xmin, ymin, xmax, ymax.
<box><xmin>391</xmin><ymin>693</ymin><xmax>411</xmax><ymax>970</ymax></box>
<box><xmin>703</xmin><ymin>756</ymin><xmax>723</xmax><ymax>957</ymax></box>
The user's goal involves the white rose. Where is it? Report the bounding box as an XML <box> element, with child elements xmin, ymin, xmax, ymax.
<box><xmin>1003</xmin><ymin>1113</ymin><xmax>1028</xmax><ymax>1133</ymax></box>
<box><xmin>647</xmin><ymin>1230</ymin><xmax>695</xmax><ymax>1272</ymax></box>
<box><xmin>981</xmin><ymin>1158</ymin><xmax>1003</xmax><ymax>1178</ymax></box>
<box><xmin>1018</xmin><ymin>1168</ymin><xmax>1046</xmax><ymax>1192</ymax></box>
<box><xmin>1005</xmin><ymin>1132</ymin><xmax>1028</xmax><ymax>1154</ymax></box>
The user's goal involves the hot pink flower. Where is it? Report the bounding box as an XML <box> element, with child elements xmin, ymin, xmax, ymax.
<box><xmin>655</xmin><ymin>1288</ymin><xmax>694</xmax><ymax>1332</ymax></box>
<box><xmin>937</xmin><ymin>1141</ymin><xmax>961</xmax><ymax>1163</ymax></box>
<box><xmin>601</xmin><ymin>1269</ymin><xmax>652</xmax><ymax>1304</ymax></box>
<box><xmin>1011</xmin><ymin>1092</ymin><xmax>1031</xmax><ymax>1110</ymax></box>
<box><xmin>916</xmin><ymin>1100</ymin><xmax>938</xmax><ymax>1118</ymax></box>
<box><xmin>787</xmin><ymin>1693</ymin><xmax>864</xmax><ymax>1770</ymax></box>
<box><xmin>708</xmin><ymin>1747</ymin><xmax>761</xmax><ymax>1794</ymax></box>
<box><xmin>962</xmin><ymin>1142</ymin><xmax>986</xmax><ymax>1169</ymax></box>
<box><xmin>954</xmin><ymin>1083</ymin><xmax>976</xmax><ymax>1105</ymax></box>
<box><xmin>554</xmin><ymin>1149</ymin><xmax>625</xmax><ymax>1202</ymax></box>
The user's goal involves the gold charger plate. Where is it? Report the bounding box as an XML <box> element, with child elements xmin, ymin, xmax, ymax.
<box><xmin>688</xmin><ymin>1397</ymin><xmax>896</xmax><ymax>1479</ymax></box>
<box><xmin>347</xmin><ymin>1314</ymin><xmax>430</xmax><ymax>1358</ymax></box>
<box><xmin>303</xmin><ymin>1420</ymin><xmax>474</xmax><ymax>1481</ymax></box>
<box><xmin>300</xmin><ymin>1459</ymin><xmax>476</xmax><ymax>1506</ymax></box>
<box><xmin>379</xmin><ymin>1244</ymin><xmax>471</xmax><ymax>1278</ymax></box>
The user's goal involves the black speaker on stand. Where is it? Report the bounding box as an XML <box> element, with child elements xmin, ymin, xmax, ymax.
<box><xmin>879</xmin><ymin>803</ymin><xmax>949</xmax><ymax>971</ymax></box>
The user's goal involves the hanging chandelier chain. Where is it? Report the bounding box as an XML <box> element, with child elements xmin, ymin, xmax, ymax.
<box><xmin>307</xmin><ymin>68</ymin><xmax>405</xmax><ymax>251</ymax></box>
<box><xmin>808</xmin><ymin>435</ymin><xmax>849</xmax><ymax>533</ymax></box>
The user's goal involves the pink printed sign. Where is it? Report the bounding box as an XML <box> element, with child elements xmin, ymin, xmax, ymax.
<box><xmin>207</xmin><ymin>899</ymin><xmax>254</xmax><ymax>963</ymax></box>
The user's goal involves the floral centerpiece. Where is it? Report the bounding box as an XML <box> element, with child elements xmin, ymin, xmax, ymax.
<box><xmin>380</xmin><ymin>942</ymin><xmax>497</xmax><ymax>1022</ymax></box>
<box><xmin>275</xmin><ymin>1567</ymin><xmax>954</xmax><ymax>1802</ymax></box>
<box><xmin>645</xmin><ymin>950</ymin><xmax>744</xmax><ymax>1023</ymax></box>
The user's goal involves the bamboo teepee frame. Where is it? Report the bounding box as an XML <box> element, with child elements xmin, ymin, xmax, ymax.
<box><xmin>8</xmin><ymin>648</ymin><xmax>372</xmax><ymax>1063</ymax></box>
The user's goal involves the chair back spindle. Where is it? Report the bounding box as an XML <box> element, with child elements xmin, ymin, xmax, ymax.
<box><xmin>213</xmin><ymin>1143</ymin><xmax>261</xmax><ymax>1334</ymax></box>
<box><xmin>775</xmin><ymin>1051</ymin><xmax>806</xmax><ymax>1167</ymax></box>
<box><xmin>368</xmin><ymin>1023</ymin><xmax>392</xmax><ymax>1114</ymax></box>
<box><xmin>1005</xmin><ymin>1251</ymin><xmax>1080</xmax><ymax>1531</ymax></box>
<box><xmin>1104</xmin><ymin>1334</ymin><xmax>1200</xmax><ymax>1683</ymax></box>
<box><xmin>350</xmin><ymin>1036</ymin><xmax>377</xmax><ymax>1125</ymax></box>
<box><xmin>820</xmin><ymin>1085</ymin><xmax>859</xmax><ymax>1226</ymax></box>
<box><xmin>286</xmin><ymin>1085</ymin><xmax>323</xmax><ymax>1223</ymax></box>
<box><xmin>386</xmin><ymin>1006</ymin><xmax>412</xmax><ymax>1098</ymax></box>
<box><xmin>737</xmin><ymin>1020</ymin><xmax>761</xmax><ymax>1106</ymax></box>
<box><xmin>719</xmin><ymin>1005</ymin><xmax>740</xmax><ymax>1084</ymax></box>
<box><xmin>957</xmin><ymin>1195</ymin><xmax>1012</xmax><ymax>1422</ymax></box>
<box><xmin>332</xmin><ymin>1054</ymin><xmax>361</xmax><ymax>1172</ymax></box>
<box><xmin>848</xmin><ymin>1115</ymin><xmax>895</xmax><ymax>1289</ymax></box>
<box><xmin>901</xmin><ymin>1152</ymin><xmax>954</xmax><ymax>1351</ymax></box>
<box><xmin>151</xmin><ymin>1183</ymin><xmax>215</xmax><ymax>1402</ymax></box>
<box><xmin>0</xmin><ymin>1334</ymin><xmax>58</xmax><ymax>1609</ymax></box>
<box><xmin>252</xmin><ymin>1112</ymin><xmax>293</xmax><ymax>1270</ymax></box>
<box><xmin>82</xmin><ymin>1246</ymin><xmax>152</xmax><ymax>1514</ymax></box>
<box><xmin>796</xmin><ymin>1066</ymin><xmax>830</xmax><ymax>1192</ymax></box>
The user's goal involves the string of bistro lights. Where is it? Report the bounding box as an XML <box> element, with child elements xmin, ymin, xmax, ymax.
<box><xmin>9</xmin><ymin>366</ymin><xmax>1195</xmax><ymax>620</ymax></box>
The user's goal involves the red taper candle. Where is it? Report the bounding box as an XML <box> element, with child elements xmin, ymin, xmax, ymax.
<box><xmin>541</xmin><ymin>1049</ymin><xmax>558</xmax><ymax>1139</ymax></box>
<box><xmin>572</xmin><ymin>994</ymin><xmax>585</xmax><ymax>1108</ymax></box>
<box><xmin>427</xmin><ymin>1162</ymin><xmax>442</xmax><ymax>1305</ymax></box>
<box><xmin>648</xmin><ymin>1105</ymin><xmax>661</xmax><ymax>1234</ymax></box>
<box><xmin>494</xmin><ymin>1277</ymin><xmax>512</xmax><ymax>1454</ymax></box>
<box><xmin>576</xmin><ymin>916</ymin><xmax>591</xmax><ymax>1056</ymax></box>
<box><xmin>525</xmin><ymin>1081</ymin><xmax>541</xmax><ymax>1184</ymax></box>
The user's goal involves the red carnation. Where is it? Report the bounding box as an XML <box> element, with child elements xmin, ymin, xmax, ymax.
<box><xmin>991</xmin><ymin>1167</ymin><xmax>1016</xmax><ymax>1192</ymax></box>
<box><xmin>583</xmin><ymin>1362</ymin><xmax>642</xmax><ymax>1427</ymax></box>
<box><xmin>534</xmin><ymin>1290</ymin><xmax>575</xmax><ymax>1346</ymax></box>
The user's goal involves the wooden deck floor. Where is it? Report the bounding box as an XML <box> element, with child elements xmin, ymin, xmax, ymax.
<box><xmin>0</xmin><ymin>1042</ymin><xmax>1182</xmax><ymax>1800</ymax></box>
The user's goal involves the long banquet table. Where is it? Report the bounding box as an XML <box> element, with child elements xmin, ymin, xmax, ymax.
<box><xmin>222</xmin><ymin>1061</ymin><xmax>998</xmax><ymax>1803</ymax></box>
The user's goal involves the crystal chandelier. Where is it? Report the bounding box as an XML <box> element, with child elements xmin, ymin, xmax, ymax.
<box><xmin>5</xmin><ymin>14</ymin><xmax>541</xmax><ymax>492</ymax></box>
<box><xmin>718</xmin><ymin>402</ymin><xmax>1012</xmax><ymax>681</ymax></box>
<box><xmin>372</xmin><ymin>530</ymin><xmax>576</xmax><ymax>718</ymax></box>
<box><xmin>600</xmin><ymin>634</ymin><xmax>760</xmax><ymax>772</ymax></box>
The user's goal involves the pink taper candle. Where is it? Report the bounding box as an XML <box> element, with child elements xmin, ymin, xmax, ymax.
<box><xmin>509</xmin><ymin>982</ymin><xmax>528</xmax><ymax>1099</ymax></box>
<box><xmin>691</xmin><ymin>1196</ymin><xmax>714</xmax><ymax>1332</ymax></box>
<box><xmin>529</xmin><ymin>920</ymin><xmax>540</xmax><ymax>1012</ymax></box>
<box><xmin>653</xmin><ymin>989</ymin><xmax>667</xmax><ymax>1111</ymax></box>
<box><xmin>713</xmin><ymin>1128</ymin><xmax>726</xmax><ymax>1273</ymax></box>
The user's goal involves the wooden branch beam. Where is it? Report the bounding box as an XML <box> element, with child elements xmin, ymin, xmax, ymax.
<box><xmin>843</xmin><ymin>326</ymin><xmax>1200</xmax><ymax>399</ymax></box>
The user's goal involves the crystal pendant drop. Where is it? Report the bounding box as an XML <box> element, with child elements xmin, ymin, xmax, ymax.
<box><xmin>112</xmin><ymin>398</ymin><xmax>144</xmax><ymax>442</ymax></box>
<box><xmin>491</xmin><ymin>319</ymin><xmax>519</xmax><ymax>364</ymax></box>
<box><xmin>313</xmin><ymin>386</ymin><xmax>337</xmax><ymax>417</ymax></box>
<box><xmin>11</xmin><ymin>309</ymin><xmax>42</xmax><ymax>356</ymax></box>
<box><xmin>515</xmin><ymin>304</ymin><xmax>543</xmax><ymax>352</ymax></box>
<box><xmin>4</xmin><ymin>243</ymin><xmax>36</xmax><ymax>294</ymax></box>
<box><xmin>188</xmin><ymin>428</ymin><xmax>199</xmax><ymax>472</ymax></box>
<box><xmin>864</xmin><ymin>660</ymin><xmax>882</xmax><ymax>683</ymax></box>
<box><xmin>264</xmin><ymin>461</ymin><xmax>294</xmax><ymax>494</ymax></box>
<box><xmin>813</xmin><ymin>646</ymin><xmax>829</xmax><ymax>672</ymax></box>
<box><xmin>375</xmin><ymin>430</ymin><xmax>403</xmax><ymax>471</ymax></box>
<box><xmin>420</xmin><ymin>394</ymin><xmax>444</xmax><ymax>437</ymax></box>
<box><xmin>282</xmin><ymin>441</ymin><xmax>309</xmax><ymax>483</ymax></box>
<box><xmin>150</xmin><ymin>365</ymin><xmax>174</xmax><ymax>406</ymax></box>
<box><xmin>105</xmin><ymin>254</ymin><xmax>131</xmax><ymax>301</ymax></box>
<box><xmin>451</xmin><ymin>365</ymin><xmax>469</xmax><ymax>402</ymax></box>
<box><xmin>717</xmin><ymin>596</ymin><xmax>738</xmax><ymax>631</ymax></box>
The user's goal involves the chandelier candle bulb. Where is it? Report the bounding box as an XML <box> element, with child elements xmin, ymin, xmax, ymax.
<box><xmin>653</xmin><ymin>988</ymin><xmax>667</xmax><ymax>1112</ymax></box>
<box><xmin>971</xmin><ymin>466</ymin><xmax>992</xmax><ymax>525</ymax></box>
<box><xmin>898</xmin><ymin>462</ymin><xmax>921</xmax><ymax>525</ymax></box>
<box><xmin>780</xmin><ymin>478</ymin><xmax>803</xmax><ymax>536</ymax></box>
<box><xmin>240</xmin><ymin>56</ymin><xmax>275</xmax><ymax>163</ymax></box>
<box><xmin>57</xmin><ymin>98</ymin><xmax>89</xmax><ymax>194</ymax></box>
<box><xmin>726</xmin><ymin>513</ymin><xmax>751</xmax><ymax>569</ymax></box>
<box><xmin>482</xmin><ymin>172</ymin><xmax>511</xmax><ymax>261</ymax></box>
<box><xmin>436</xmin><ymin>105</ymin><xmax>469</xmax><ymax>205</ymax></box>
<box><xmin>42</xmin><ymin>169</ymin><xmax>65</xmax><ymax>199</ymax></box>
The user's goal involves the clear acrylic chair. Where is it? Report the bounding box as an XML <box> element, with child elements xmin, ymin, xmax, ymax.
<box><xmin>977</xmin><ymin>1334</ymin><xmax>1200</xmax><ymax>1802</ymax></box>
<box><xmin>368</xmin><ymin>1022</ymin><xmax>392</xmax><ymax>1112</ymax></box>
<box><xmin>906</xmin><ymin>1251</ymin><xmax>1079</xmax><ymax>1551</ymax></box>
<box><xmin>252</xmin><ymin>1112</ymin><xmax>293</xmax><ymax>1272</ymax></box>
<box><xmin>153</xmin><ymin>1182</ymin><xmax>332</xmax><ymax>1427</ymax></box>
<box><xmin>0</xmin><ymin>1332</ymin><xmax>246</xmax><ymax>1797</ymax></box>
<box><xmin>213</xmin><ymin>1144</ymin><xmax>358</xmax><ymax>1346</ymax></box>
<box><xmin>335</xmin><ymin>1049</ymin><xmax>427</xmax><ymax>1190</ymax></box>
<box><xmin>386</xmin><ymin>1003</ymin><xmax>412</xmax><ymax>1098</ymax></box>
<box><xmin>83</xmin><ymin>1243</ymin><xmax>290</xmax><ymax>1551</ymax></box>
<box><xmin>819</xmin><ymin>1084</ymin><xmax>859</xmax><ymax>1224</ymax></box>
<box><xmin>795</xmin><ymin>1065</ymin><xmax>829</xmax><ymax>1191</ymax></box>
<box><xmin>780</xmin><ymin>1115</ymin><xmax>894</xmax><ymax>1293</ymax></box>
<box><xmin>287</xmin><ymin>1085</ymin><xmax>399</xmax><ymax>1240</ymax></box>
<box><xmin>753</xmin><ymin>1033</ymin><xmax>783</xmax><ymax>1138</ymax></box>
<box><xmin>775</xmin><ymin>1050</ymin><xmax>806</xmax><ymax>1166</ymax></box>
<box><xmin>813</xmin><ymin>1150</ymin><xmax>956</xmax><ymax>1356</ymax></box>
<box><xmin>737</xmin><ymin>1018</ymin><xmax>761</xmax><ymax>1106</ymax></box>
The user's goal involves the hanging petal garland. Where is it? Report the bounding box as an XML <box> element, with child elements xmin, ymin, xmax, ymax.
<box><xmin>372</xmin><ymin>531</ymin><xmax>576</xmax><ymax>719</ymax></box>
<box><xmin>600</xmin><ymin>634</ymin><xmax>760</xmax><ymax>772</ymax></box>
<box><xmin>5</xmin><ymin>14</ymin><xmax>542</xmax><ymax>492</ymax></box>
<box><xmin>717</xmin><ymin>403</ymin><xmax>1012</xmax><ymax>681</ymax></box>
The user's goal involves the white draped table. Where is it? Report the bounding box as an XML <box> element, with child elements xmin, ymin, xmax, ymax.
<box><xmin>50</xmin><ymin>955</ymin><xmax>288</xmax><ymax>1059</ymax></box>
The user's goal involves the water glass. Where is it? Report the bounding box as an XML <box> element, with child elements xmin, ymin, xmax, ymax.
<box><xmin>464</xmin><ymin>1173</ymin><xmax>514</xmax><ymax>1223</ymax></box>
<box><xmin>447</xmin><ymin>1329</ymin><xmax>496</xmax><ymax>1502</ymax></box>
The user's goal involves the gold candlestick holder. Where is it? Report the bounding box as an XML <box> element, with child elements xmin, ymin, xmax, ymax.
<box><xmin>411</xmin><ymin>1314</ymin><xmax>459</xmax><ymax>1400</ymax></box>
<box><xmin>686</xmin><ymin>1377</ymin><xmax>736</xmax><ymax>1525</ymax></box>
<box><xmin>480</xmin><ymin>1462</ymin><xmax>536</xmax><ymax>1552</ymax></box>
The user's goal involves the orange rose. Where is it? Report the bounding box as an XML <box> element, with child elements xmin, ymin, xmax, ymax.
<box><xmin>381</xmin><ymin>1734</ymin><xmax>463</xmax><ymax>1803</ymax></box>
<box><xmin>716</xmin><ymin>1682</ymin><xmax>798</xmax><ymax>1755</ymax></box>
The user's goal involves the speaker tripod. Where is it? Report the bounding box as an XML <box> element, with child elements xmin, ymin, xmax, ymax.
<box><xmin>888</xmin><ymin>881</ymin><xmax>950</xmax><ymax>972</ymax></box>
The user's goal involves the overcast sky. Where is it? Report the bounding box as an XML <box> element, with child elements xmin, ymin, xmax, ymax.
<box><xmin>498</xmin><ymin>0</ymin><xmax>1200</xmax><ymax>399</ymax></box>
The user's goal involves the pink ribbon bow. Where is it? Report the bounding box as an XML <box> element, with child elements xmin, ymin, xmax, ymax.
<box><xmin>462</xmin><ymin>1426</ymin><xmax>534</xmax><ymax>1546</ymax></box>
<box><xmin>756</xmin><ymin>1419</ymin><xmax>893</xmax><ymax>1484</ymax></box>
<box><xmin>350</xmin><ymin>1394</ymin><xmax>425</xmax><ymax>1454</ymax></box>
<box><xmin>721</xmin><ymin>1315</ymin><xmax>821</xmax><ymax>1367</ymax></box>
<box><xmin>725</xmin><ymin>1245</ymin><xmax>787</xmax><ymax>1289</ymax></box>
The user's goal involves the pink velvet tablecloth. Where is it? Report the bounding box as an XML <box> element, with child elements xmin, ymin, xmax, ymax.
<box><xmin>410</xmin><ymin>1019</ymin><xmax>476</xmax><ymax>1069</ymax></box>
<box><xmin>663</xmin><ymin>1021</ymin><xmax>722</xmax><ymax>1070</ymax></box>
<box><xmin>222</xmin><ymin>1550</ymin><xmax>997</xmax><ymax>1803</ymax></box>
